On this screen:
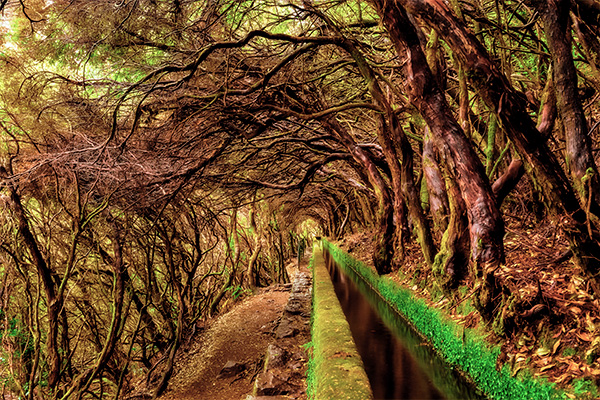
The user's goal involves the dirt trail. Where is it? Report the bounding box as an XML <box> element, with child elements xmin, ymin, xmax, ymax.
<box><xmin>158</xmin><ymin>287</ymin><xmax>291</xmax><ymax>400</ymax></box>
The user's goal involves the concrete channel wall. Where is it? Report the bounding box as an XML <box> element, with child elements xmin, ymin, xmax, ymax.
<box><xmin>310</xmin><ymin>249</ymin><xmax>374</xmax><ymax>400</ymax></box>
<box><xmin>320</xmin><ymin>240</ymin><xmax>566</xmax><ymax>400</ymax></box>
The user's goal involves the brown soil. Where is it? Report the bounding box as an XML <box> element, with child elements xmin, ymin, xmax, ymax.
<box><xmin>158</xmin><ymin>287</ymin><xmax>291</xmax><ymax>400</ymax></box>
<box><xmin>156</xmin><ymin>256</ymin><xmax>311</xmax><ymax>400</ymax></box>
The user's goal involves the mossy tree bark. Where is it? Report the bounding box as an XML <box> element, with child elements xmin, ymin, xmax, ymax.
<box><xmin>210</xmin><ymin>209</ymin><xmax>241</xmax><ymax>316</ymax></box>
<box><xmin>433</xmin><ymin>174</ymin><xmax>470</xmax><ymax>290</ymax></box>
<box><xmin>245</xmin><ymin>198</ymin><xmax>262</xmax><ymax>290</ymax></box>
<box><xmin>370</xmin><ymin>0</ymin><xmax>505</xmax><ymax>318</ymax></box>
<box><xmin>422</xmin><ymin>128</ymin><xmax>469</xmax><ymax>290</ymax></box>
<box><xmin>492</xmin><ymin>160</ymin><xmax>525</xmax><ymax>206</ymax></box>
<box><xmin>319</xmin><ymin>116</ymin><xmax>395</xmax><ymax>274</ymax></box>
<box><xmin>422</xmin><ymin>127</ymin><xmax>449</xmax><ymax>235</ymax></box>
<box><xmin>391</xmin><ymin>0</ymin><xmax>600</xmax><ymax>298</ymax></box>
<box><xmin>337</xmin><ymin>37</ymin><xmax>436</xmax><ymax>269</ymax></box>
<box><xmin>6</xmin><ymin>184</ymin><xmax>63</xmax><ymax>390</ymax></box>
<box><xmin>537</xmin><ymin>0</ymin><xmax>600</xmax><ymax>211</ymax></box>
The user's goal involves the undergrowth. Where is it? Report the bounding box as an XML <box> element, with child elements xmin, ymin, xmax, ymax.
<box><xmin>322</xmin><ymin>240</ymin><xmax>563</xmax><ymax>400</ymax></box>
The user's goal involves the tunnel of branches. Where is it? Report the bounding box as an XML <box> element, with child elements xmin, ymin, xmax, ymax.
<box><xmin>2</xmin><ymin>0</ymin><xmax>600</xmax><ymax>398</ymax></box>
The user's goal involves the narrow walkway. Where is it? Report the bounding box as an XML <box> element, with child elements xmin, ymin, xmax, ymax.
<box><xmin>159</xmin><ymin>287</ymin><xmax>290</xmax><ymax>400</ymax></box>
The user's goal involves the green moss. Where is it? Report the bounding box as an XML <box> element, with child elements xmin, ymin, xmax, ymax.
<box><xmin>573</xmin><ymin>377</ymin><xmax>600</xmax><ymax>399</ymax></box>
<box><xmin>322</xmin><ymin>240</ymin><xmax>563</xmax><ymax>400</ymax></box>
<box><xmin>309</xmin><ymin>249</ymin><xmax>373</xmax><ymax>400</ymax></box>
<box><xmin>563</xmin><ymin>347</ymin><xmax>577</xmax><ymax>357</ymax></box>
<box><xmin>304</xmin><ymin>341</ymin><xmax>316</xmax><ymax>399</ymax></box>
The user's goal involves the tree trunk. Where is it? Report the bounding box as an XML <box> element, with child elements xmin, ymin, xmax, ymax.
<box><xmin>1</xmin><ymin>166</ymin><xmax>62</xmax><ymax>389</ymax></box>
<box><xmin>539</xmin><ymin>0</ymin><xmax>600</xmax><ymax>209</ymax></box>
<box><xmin>210</xmin><ymin>211</ymin><xmax>241</xmax><ymax>315</ymax></box>
<box><xmin>433</xmin><ymin>175</ymin><xmax>470</xmax><ymax>290</ymax></box>
<box><xmin>245</xmin><ymin>198</ymin><xmax>261</xmax><ymax>289</ymax></box>
<box><xmin>492</xmin><ymin>159</ymin><xmax>525</xmax><ymax>206</ymax></box>
<box><xmin>370</xmin><ymin>0</ymin><xmax>505</xmax><ymax>317</ymax></box>
<box><xmin>319</xmin><ymin>116</ymin><xmax>395</xmax><ymax>274</ymax></box>
<box><xmin>422</xmin><ymin>127</ymin><xmax>450</xmax><ymax>234</ymax></box>
<box><xmin>537</xmin><ymin>69</ymin><xmax>557</xmax><ymax>138</ymax></box>
<box><xmin>392</xmin><ymin>0</ymin><xmax>600</xmax><ymax>298</ymax></box>
<box><xmin>338</xmin><ymin>37</ymin><xmax>436</xmax><ymax>269</ymax></box>
<box><xmin>66</xmin><ymin>222</ymin><xmax>126</xmax><ymax>399</ymax></box>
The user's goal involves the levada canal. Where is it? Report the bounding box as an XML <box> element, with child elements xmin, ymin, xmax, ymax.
<box><xmin>323</xmin><ymin>249</ymin><xmax>487</xmax><ymax>400</ymax></box>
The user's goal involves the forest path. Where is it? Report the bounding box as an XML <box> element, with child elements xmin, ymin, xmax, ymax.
<box><xmin>158</xmin><ymin>286</ymin><xmax>291</xmax><ymax>400</ymax></box>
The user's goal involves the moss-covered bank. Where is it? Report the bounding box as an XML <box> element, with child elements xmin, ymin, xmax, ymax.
<box><xmin>307</xmin><ymin>247</ymin><xmax>373</xmax><ymax>400</ymax></box>
<box><xmin>322</xmin><ymin>239</ymin><xmax>563</xmax><ymax>400</ymax></box>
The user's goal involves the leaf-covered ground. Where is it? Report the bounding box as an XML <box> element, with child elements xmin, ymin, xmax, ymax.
<box><xmin>338</xmin><ymin>211</ymin><xmax>600</xmax><ymax>398</ymax></box>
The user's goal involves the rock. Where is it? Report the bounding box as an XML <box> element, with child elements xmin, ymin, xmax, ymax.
<box><xmin>217</xmin><ymin>360</ymin><xmax>246</xmax><ymax>378</ymax></box>
<box><xmin>254</xmin><ymin>370</ymin><xmax>294</xmax><ymax>396</ymax></box>
<box><xmin>265</xmin><ymin>344</ymin><xmax>289</xmax><ymax>369</ymax></box>
<box><xmin>284</xmin><ymin>296</ymin><xmax>307</xmax><ymax>315</ymax></box>
<box><xmin>275</xmin><ymin>318</ymin><xmax>299</xmax><ymax>338</ymax></box>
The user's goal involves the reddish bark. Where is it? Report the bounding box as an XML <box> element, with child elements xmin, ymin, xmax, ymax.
<box><xmin>392</xmin><ymin>0</ymin><xmax>600</xmax><ymax>296</ymax></box>
<box><xmin>422</xmin><ymin>127</ymin><xmax>449</xmax><ymax>233</ymax></box>
<box><xmin>537</xmin><ymin>71</ymin><xmax>557</xmax><ymax>138</ymax></box>
<box><xmin>395</xmin><ymin>0</ymin><xmax>579</xmax><ymax>215</ymax></box>
<box><xmin>434</xmin><ymin>177</ymin><xmax>470</xmax><ymax>290</ymax></box>
<box><xmin>538</xmin><ymin>0</ymin><xmax>600</xmax><ymax>207</ymax></box>
<box><xmin>369</xmin><ymin>0</ymin><xmax>505</xmax><ymax>316</ymax></box>
<box><xmin>337</xmin><ymin>37</ymin><xmax>436</xmax><ymax>269</ymax></box>
<box><xmin>0</xmin><ymin>166</ymin><xmax>62</xmax><ymax>388</ymax></box>
<box><xmin>492</xmin><ymin>159</ymin><xmax>525</xmax><ymax>206</ymax></box>
<box><xmin>319</xmin><ymin>116</ymin><xmax>395</xmax><ymax>274</ymax></box>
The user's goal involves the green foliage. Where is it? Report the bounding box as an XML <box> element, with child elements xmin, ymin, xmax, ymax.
<box><xmin>304</xmin><ymin>339</ymin><xmax>316</xmax><ymax>400</ymax></box>
<box><xmin>322</xmin><ymin>240</ymin><xmax>563</xmax><ymax>400</ymax></box>
<box><xmin>572</xmin><ymin>378</ymin><xmax>600</xmax><ymax>399</ymax></box>
<box><xmin>563</xmin><ymin>347</ymin><xmax>577</xmax><ymax>357</ymax></box>
<box><xmin>226</xmin><ymin>285</ymin><xmax>250</xmax><ymax>300</ymax></box>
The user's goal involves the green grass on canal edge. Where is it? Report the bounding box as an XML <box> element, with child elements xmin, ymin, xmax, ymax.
<box><xmin>321</xmin><ymin>239</ymin><xmax>565</xmax><ymax>400</ymax></box>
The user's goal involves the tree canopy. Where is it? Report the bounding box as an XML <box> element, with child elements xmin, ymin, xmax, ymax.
<box><xmin>2</xmin><ymin>0</ymin><xmax>600</xmax><ymax>398</ymax></box>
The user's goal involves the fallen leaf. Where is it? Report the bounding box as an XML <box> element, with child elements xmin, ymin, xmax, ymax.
<box><xmin>577</xmin><ymin>332</ymin><xmax>592</xmax><ymax>342</ymax></box>
<box><xmin>552</xmin><ymin>339</ymin><xmax>561</xmax><ymax>355</ymax></box>
<box><xmin>586</xmin><ymin>313</ymin><xmax>595</xmax><ymax>332</ymax></box>
<box><xmin>540</xmin><ymin>364</ymin><xmax>555</xmax><ymax>372</ymax></box>
<box><xmin>536</xmin><ymin>348</ymin><xmax>550</xmax><ymax>357</ymax></box>
<box><xmin>511</xmin><ymin>365</ymin><xmax>523</xmax><ymax>377</ymax></box>
<box><xmin>552</xmin><ymin>331</ymin><xmax>562</xmax><ymax>339</ymax></box>
<box><xmin>555</xmin><ymin>374</ymin><xmax>572</xmax><ymax>385</ymax></box>
<box><xmin>567</xmin><ymin>359</ymin><xmax>581</xmax><ymax>373</ymax></box>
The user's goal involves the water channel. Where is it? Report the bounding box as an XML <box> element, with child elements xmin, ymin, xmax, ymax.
<box><xmin>324</xmin><ymin>250</ymin><xmax>487</xmax><ymax>400</ymax></box>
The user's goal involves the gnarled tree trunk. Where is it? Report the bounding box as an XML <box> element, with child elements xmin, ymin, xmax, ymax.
<box><xmin>391</xmin><ymin>0</ymin><xmax>600</xmax><ymax>297</ymax></box>
<box><xmin>369</xmin><ymin>0</ymin><xmax>505</xmax><ymax>317</ymax></box>
<box><xmin>318</xmin><ymin>116</ymin><xmax>395</xmax><ymax>274</ymax></box>
<box><xmin>538</xmin><ymin>0</ymin><xmax>600</xmax><ymax>209</ymax></box>
<box><xmin>338</xmin><ymin>37</ymin><xmax>436</xmax><ymax>269</ymax></box>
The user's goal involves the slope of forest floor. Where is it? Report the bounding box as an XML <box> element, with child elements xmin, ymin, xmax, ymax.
<box><xmin>145</xmin><ymin>262</ymin><xmax>310</xmax><ymax>400</ymax></box>
<box><xmin>338</xmin><ymin>212</ymin><xmax>600</xmax><ymax>398</ymax></box>
<box><xmin>154</xmin><ymin>287</ymin><xmax>289</xmax><ymax>400</ymax></box>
